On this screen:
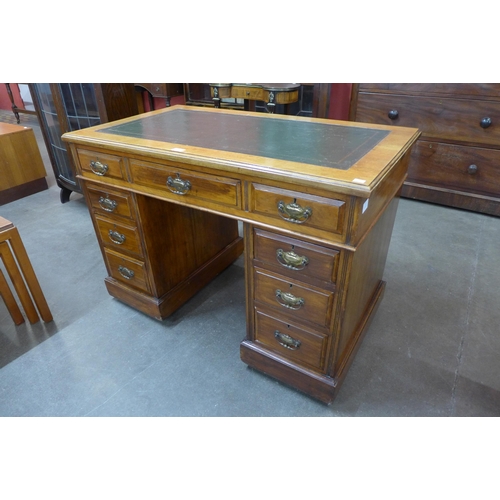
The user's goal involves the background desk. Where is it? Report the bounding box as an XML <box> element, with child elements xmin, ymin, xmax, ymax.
<box><xmin>63</xmin><ymin>106</ymin><xmax>419</xmax><ymax>403</ymax></box>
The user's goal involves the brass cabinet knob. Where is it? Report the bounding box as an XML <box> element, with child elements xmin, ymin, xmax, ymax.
<box><xmin>275</xmin><ymin>289</ymin><xmax>305</xmax><ymax>310</ymax></box>
<box><xmin>167</xmin><ymin>174</ymin><xmax>191</xmax><ymax>195</ymax></box>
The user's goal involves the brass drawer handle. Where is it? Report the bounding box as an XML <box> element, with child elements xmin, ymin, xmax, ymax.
<box><xmin>276</xmin><ymin>249</ymin><xmax>309</xmax><ymax>270</ymax></box>
<box><xmin>277</xmin><ymin>199</ymin><xmax>312</xmax><ymax>224</ymax></box>
<box><xmin>275</xmin><ymin>289</ymin><xmax>305</xmax><ymax>310</ymax></box>
<box><xmin>109</xmin><ymin>230</ymin><xmax>126</xmax><ymax>245</ymax></box>
<box><xmin>274</xmin><ymin>330</ymin><xmax>301</xmax><ymax>350</ymax></box>
<box><xmin>99</xmin><ymin>196</ymin><xmax>118</xmax><ymax>212</ymax></box>
<box><xmin>167</xmin><ymin>173</ymin><xmax>191</xmax><ymax>195</ymax></box>
<box><xmin>90</xmin><ymin>160</ymin><xmax>109</xmax><ymax>176</ymax></box>
<box><xmin>118</xmin><ymin>265</ymin><xmax>134</xmax><ymax>280</ymax></box>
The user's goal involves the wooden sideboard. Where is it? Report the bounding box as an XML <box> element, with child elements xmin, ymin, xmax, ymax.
<box><xmin>0</xmin><ymin>123</ymin><xmax>48</xmax><ymax>205</ymax></box>
<box><xmin>62</xmin><ymin>106</ymin><xmax>419</xmax><ymax>404</ymax></box>
<box><xmin>350</xmin><ymin>83</ymin><xmax>500</xmax><ymax>216</ymax></box>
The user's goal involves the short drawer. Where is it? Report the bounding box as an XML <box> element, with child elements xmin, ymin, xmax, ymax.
<box><xmin>356</xmin><ymin>93</ymin><xmax>500</xmax><ymax>146</ymax></box>
<box><xmin>254</xmin><ymin>308</ymin><xmax>329</xmax><ymax>372</ymax></box>
<box><xmin>95</xmin><ymin>216</ymin><xmax>143</xmax><ymax>256</ymax></box>
<box><xmin>407</xmin><ymin>140</ymin><xmax>500</xmax><ymax>198</ymax></box>
<box><xmin>129</xmin><ymin>159</ymin><xmax>242</xmax><ymax>208</ymax></box>
<box><xmin>253</xmin><ymin>229</ymin><xmax>339</xmax><ymax>286</ymax></box>
<box><xmin>104</xmin><ymin>248</ymin><xmax>150</xmax><ymax>292</ymax></box>
<box><xmin>250</xmin><ymin>183</ymin><xmax>346</xmax><ymax>238</ymax></box>
<box><xmin>253</xmin><ymin>267</ymin><xmax>334</xmax><ymax>329</ymax></box>
<box><xmin>78</xmin><ymin>149</ymin><xmax>127</xmax><ymax>180</ymax></box>
<box><xmin>86</xmin><ymin>184</ymin><xmax>135</xmax><ymax>220</ymax></box>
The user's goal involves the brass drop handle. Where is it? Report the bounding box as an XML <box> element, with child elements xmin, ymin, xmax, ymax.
<box><xmin>90</xmin><ymin>160</ymin><xmax>109</xmax><ymax>176</ymax></box>
<box><xmin>99</xmin><ymin>196</ymin><xmax>117</xmax><ymax>212</ymax></box>
<box><xmin>118</xmin><ymin>266</ymin><xmax>134</xmax><ymax>280</ymax></box>
<box><xmin>275</xmin><ymin>289</ymin><xmax>305</xmax><ymax>310</ymax></box>
<box><xmin>480</xmin><ymin>117</ymin><xmax>492</xmax><ymax>128</ymax></box>
<box><xmin>109</xmin><ymin>230</ymin><xmax>126</xmax><ymax>245</ymax></box>
<box><xmin>274</xmin><ymin>330</ymin><xmax>301</xmax><ymax>350</ymax></box>
<box><xmin>276</xmin><ymin>249</ymin><xmax>309</xmax><ymax>270</ymax></box>
<box><xmin>167</xmin><ymin>173</ymin><xmax>192</xmax><ymax>195</ymax></box>
<box><xmin>277</xmin><ymin>199</ymin><xmax>312</xmax><ymax>224</ymax></box>
<box><xmin>468</xmin><ymin>164</ymin><xmax>478</xmax><ymax>175</ymax></box>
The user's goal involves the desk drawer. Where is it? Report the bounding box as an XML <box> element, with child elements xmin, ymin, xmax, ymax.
<box><xmin>129</xmin><ymin>159</ymin><xmax>241</xmax><ymax>208</ymax></box>
<box><xmin>250</xmin><ymin>183</ymin><xmax>346</xmax><ymax>237</ymax></box>
<box><xmin>86</xmin><ymin>184</ymin><xmax>135</xmax><ymax>220</ymax></box>
<box><xmin>408</xmin><ymin>140</ymin><xmax>500</xmax><ymax>197</ymax></box>
<box><xmin>95</xmin><ymin>216</ymin><xmax>143</xmax><ymax>256</ymax></box>
<box><xmin>104</xmin><ymin>248</ymin><xmax>150</xmax><ymax>292</ymax></box>
<box><xmin>253</xmin><ymin>229</ymin><xmax>339</xmax><ymax>286</ymax></box>
<box><xmin>254</xmin><ymin>308</ymin><xmax>329</xmax><ymax>372</ymax></box>
<box><xmin>253</xmin><ymin>267</ymin><xmax>334</xmax><ymax>329</ymax></box>
<box><xmin>78</xmin><ymin>149</ymin><xmax>127</xmax><ymax>180</ymax></box>
<box><xmin>356</xmin><ymin>93</ymin><xmax>500</xmax><ymax>146</ymax></box>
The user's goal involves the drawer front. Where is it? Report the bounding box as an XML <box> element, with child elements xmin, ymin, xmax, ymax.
<box><xmin>253</xmin><ymin>268</ymin><xmax>334</xmax><ymax>329</ymax></box>
<box><xmin>129</xmin><ymin>159</ymin><xmax>241</xmax><ymax>208</ymax></box>
<box><xmin>356</xmin><ymin>93</ymin><xmax>500</xmax><ymax>146</ymax></box>
<box><xmin>231</xmin><ymin>86</ymin><xmax>264</xmax><ymax>100</ymax></box>
<box><xmin>253</xmin><ymin>229</ymin><xmax>339</xmax><ymax>285</ymax></box>
<box><xmin>359</xmin><ymin>83</ymin><xmax>500</xmax><ymax>98</ymax></box>
<box><xmin>105</xmin><ymin>249</ymin><xmax>150</xmax><ymax>292</ymax></box>
<box><xmin>408</xmin><ymin>140</ymin><xmax>500</xmax><ymax>198</ymax></box>
<box><xmin>78</xmin><ymin>149</ymin><xmax>127</xmax><ymax>180</ymax></box>
<box><xmin>250</xmin><ymin>183</ymin><xmax>346</xmax><ymax>238</ymax></box>
<box><xmin>87</xmin><ymin>184</ymin><xmax>135</xmax><ymax>220</ymax></box>
<box><xmin>254</xmin><ymin>308</ymin><xmax>329</xmax><ymax>372</ymax></box>
<box><xmin>95</xmin><ymin>216</ymin><xmax>143</xmax><ymax>256</ymax></box>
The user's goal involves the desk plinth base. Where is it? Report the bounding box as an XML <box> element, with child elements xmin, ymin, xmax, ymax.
<box><xmin>241</xmin><ymin>280</ymin><xmax>386</xmax><ymax>404</ymax></box>
<box><xmin>105</xmin><ymin>236</ymin><xmax>244</xmax><ymax>321</ymax></box>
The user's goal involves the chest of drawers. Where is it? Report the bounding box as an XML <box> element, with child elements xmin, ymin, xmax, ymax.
<box><xmin>63</xmin><ymin>106</ymin><xmax>419</xmax><ymax>404</ymax></box>
<box><xmin>350</xmin><ymin>84</ymin><xmax>500</xmax><ymax>216</ymax></box>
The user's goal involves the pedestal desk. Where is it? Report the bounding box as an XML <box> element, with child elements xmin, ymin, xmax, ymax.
<box><xmin>62</xmin><ymin>106</ymin><xmax>419</xmax><ymax>403</ymax></box>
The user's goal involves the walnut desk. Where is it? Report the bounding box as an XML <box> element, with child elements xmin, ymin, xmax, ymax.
<box><xmin>62</xmin><ymin>106</ymin><xmax>419</xmax><ymax>404</ymax></box>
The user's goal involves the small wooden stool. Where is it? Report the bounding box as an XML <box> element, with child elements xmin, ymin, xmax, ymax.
<box><xmin>0</xmin><ymin>216</ymin><xmax>53</xmax><ymax>324</ymax></box>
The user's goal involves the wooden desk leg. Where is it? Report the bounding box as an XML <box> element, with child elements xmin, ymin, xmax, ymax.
<box><xmin>0</xmin><ymin>268</ymin><xmax>25</xmax><ymax>325</ymax></box>
<box><xmin>5</xmin><ymin>229</ymin><xmax>53</xmax><ymax>322</ymax></box>
<box><xmin>0</xmin><ymin>242</ymin><xmax>40</xmax><ymax>323</ymax></box>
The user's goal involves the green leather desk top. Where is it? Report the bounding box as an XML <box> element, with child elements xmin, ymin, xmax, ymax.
<box><xmin>100</xmin><ymin>108</ymin><xmax>389</xmax><ymax>171</ymax></box>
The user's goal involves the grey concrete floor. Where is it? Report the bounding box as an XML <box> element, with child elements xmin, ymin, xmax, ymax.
<box><xmin>1</xmin><ymin>111</ymin><xmax>499</xmax><ymax>417</ymax></box>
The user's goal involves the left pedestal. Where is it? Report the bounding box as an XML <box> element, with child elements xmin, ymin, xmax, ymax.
<box><xmin>0</xmin><ymin>123</ymin><xmax>48</xmax><ymax>205</ymax></box>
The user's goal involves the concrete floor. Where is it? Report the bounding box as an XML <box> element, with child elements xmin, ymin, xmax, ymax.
<box><xmin>1</xmin><ymin>111</ymin><xmax>499</xmax><ymax>417</ymax></box>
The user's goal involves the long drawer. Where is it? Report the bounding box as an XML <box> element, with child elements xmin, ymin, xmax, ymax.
<box><xmin>254</xmin><ymin>308</ymin><xmax>329</xmax><ymax>372</ymax></box>
<box><xmin>356</xmin><ymin>93</ymin><xmax>500</xmax><ymax>146</ymax></box>
<box><xmin>407</xmin><ymin>140</ymin><xmax>500</xmax><ymax>197</ymax></box>
<box><xmin>129</xmin><ymin>159</ymin><xmax>242</xmax><ymax>209</ymax></box>
<box><xmin>253</xmin><ymin>267</ymin><xmax>334</xmax><ymax>329</ymax></box>
<box><xmin>253</xmin><ymin>228</ymin><xmax>339</xmax><ymax>287</ymax></box>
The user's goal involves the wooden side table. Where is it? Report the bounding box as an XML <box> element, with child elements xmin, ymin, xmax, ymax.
<box><xmin>209</xmin><ymin>83</ymin><xmax>300</xmax><ymax>113</ymax></box>
<box><xmin>0</xmin><ymin>123</ymin><xmax>48</xmax><ymax>205</ymax></box>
